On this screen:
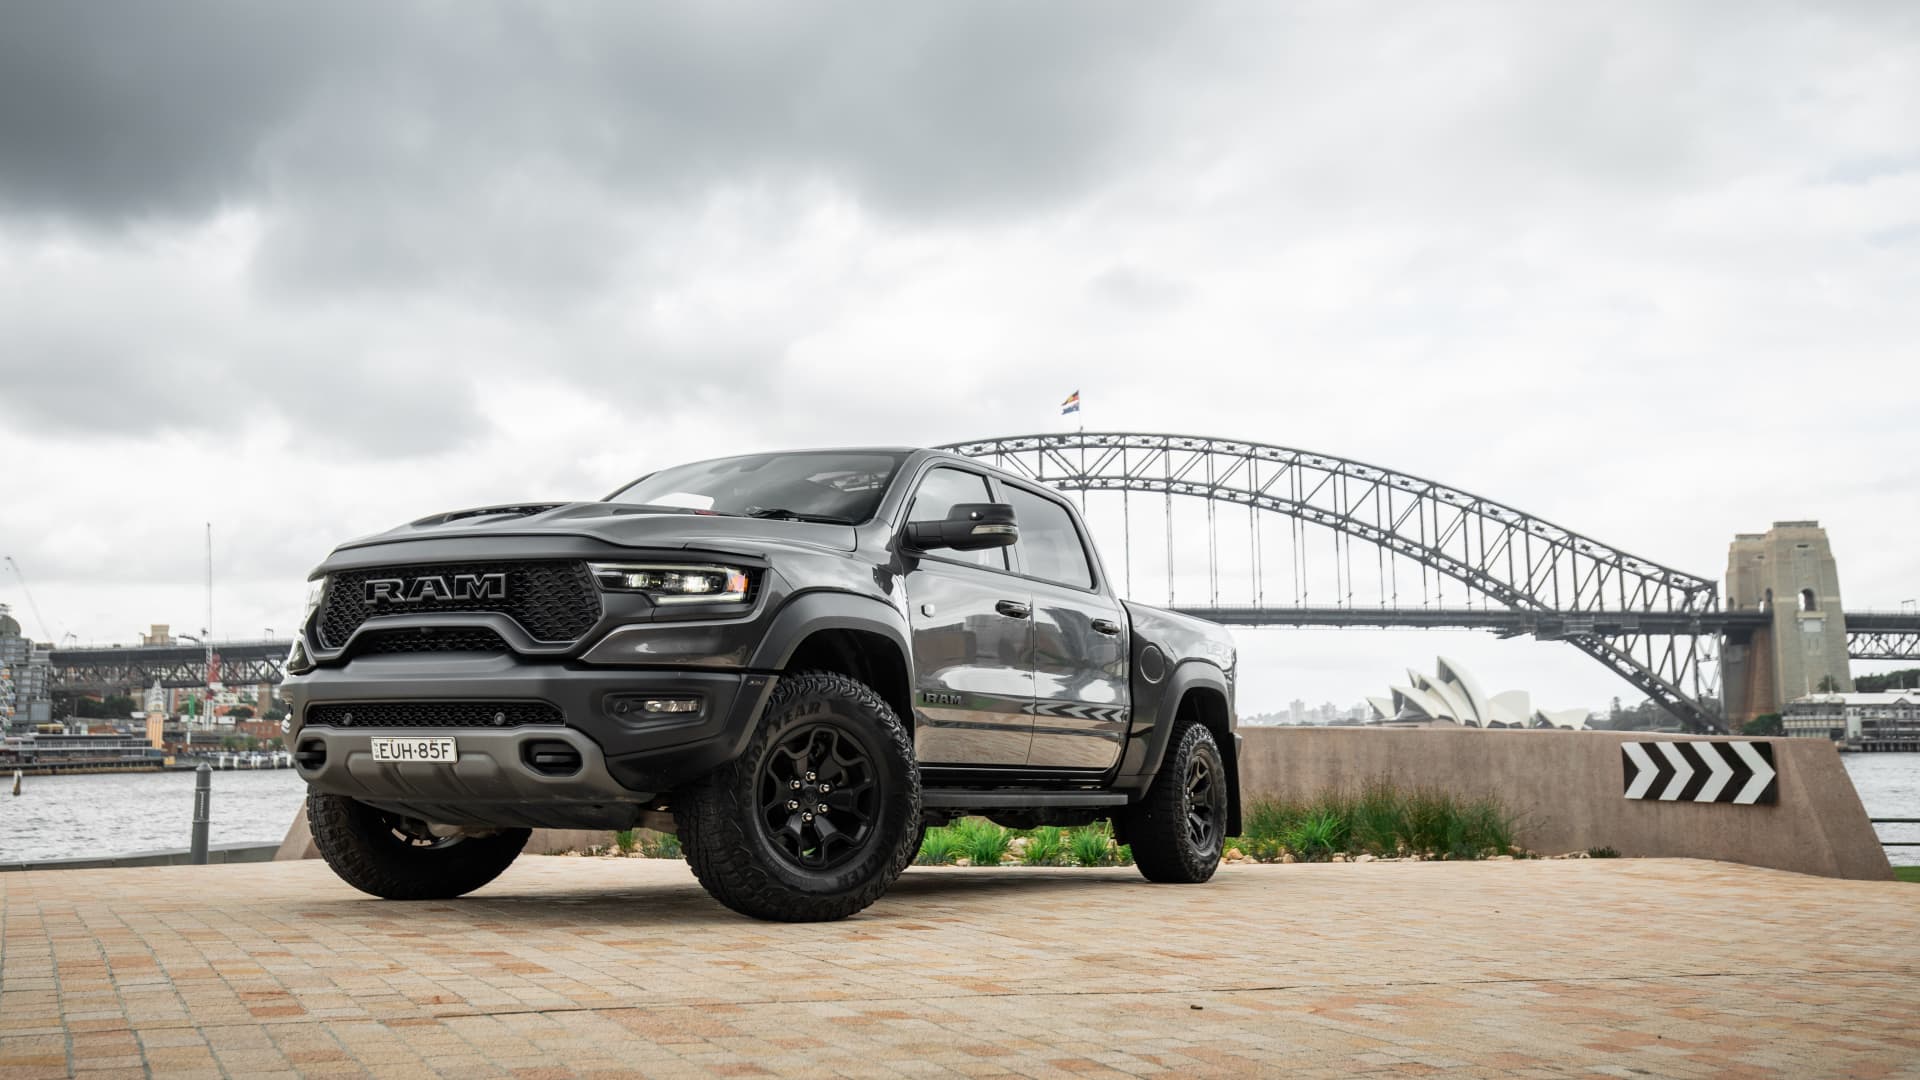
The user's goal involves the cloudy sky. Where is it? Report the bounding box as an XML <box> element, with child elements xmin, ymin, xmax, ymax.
<box><xmin>2</xmin><ymin>1</ymin><xmax>1916</xmax><ymax>714</ymax></box>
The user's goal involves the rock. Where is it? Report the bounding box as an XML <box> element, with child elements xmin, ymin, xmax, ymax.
<box><xmin>1224</xmin><ymin>847</ymin><xmax>1245</xmax><ymax>863</ymax></box>
<box><xmin>1331</xmin><ymin>853</ymin><xmax>1347</xmax><ymax>863</ymax></box>
<box><xmin>1280</xmin><ymin>852</ymin><xmax>1296</xmax><ymax>864</ymax></box>
<box><xmin>954</xmin><ymin>857</ymin><xmax>972</xmax><ymax>867</ymax></box>
<box><xmin>1491</xmin><ymin>855</ymin><xmax>1514</xmax><ymax>861</ymax></box>
<box><xmin>1355</xmin><ymin>854</ymin><xmax>1376</xmax><ymax>863</ymax></box>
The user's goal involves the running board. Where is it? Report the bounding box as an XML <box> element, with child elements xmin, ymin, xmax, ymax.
<box><xmin>921</xmin><ymin>789</ymin><xmax>1129</xmax><ymax>810</ymax></box>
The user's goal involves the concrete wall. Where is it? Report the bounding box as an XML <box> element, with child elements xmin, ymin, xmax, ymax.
<box><xmin>1237</xmin><ymin>727</ymin><xmax>1891</xmax><ymax>880</ymax></box>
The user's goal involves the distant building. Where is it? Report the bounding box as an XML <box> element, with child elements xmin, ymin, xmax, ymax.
<box><xmin>1782</xmin><ymin>692</ymin><xmax>1920</xmax><ymax>752</ymax></box>
<box><xmin>0</xmin><ymin>605</ymin><xmax>53</xmax><ymax>735</ymax></box>
<box><xmin>1366</xmin><ymin>657</ymin><xmax>1591</xmax><ymax>730</ymax></box>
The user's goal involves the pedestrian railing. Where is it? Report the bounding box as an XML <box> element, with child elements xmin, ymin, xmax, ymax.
<box><xmin>1869</xmin><ymin>818</ymin><xmax>1919</xmax><ymax>848</ymax></box>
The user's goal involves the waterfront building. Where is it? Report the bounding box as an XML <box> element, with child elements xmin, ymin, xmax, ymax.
<box><xmin>0</xmin><ymin>605</ymin><xmax>53</xmax><ymax>734</ymax></box>
<box><xmin>1366</xmin><ymin>657</ymin><xmax>1592</xmax><ymax>730</ymax></box>
<box><xmin>1782</xmin><ymin>692</ymin><xmax>1920</xmax><ymax>752</ymax></box>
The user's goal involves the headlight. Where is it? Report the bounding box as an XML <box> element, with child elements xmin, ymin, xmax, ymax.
<box><xmin>589</xmin><ymin>563</ymin><xmax>751</xmax><ymax>605</ymax></box>
<box><xmin>304</xmin><ymin>576</ymin><xmax>328</xmax><ymax>620</ymax></box>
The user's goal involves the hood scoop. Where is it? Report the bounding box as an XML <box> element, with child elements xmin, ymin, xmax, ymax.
<box><xmin>413</xmin><ymin>503</ymin><xmax>566</xmax><ymax>528</ymax></box>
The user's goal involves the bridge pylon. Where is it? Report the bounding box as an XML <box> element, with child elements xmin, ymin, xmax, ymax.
<box><xmin>1722</xmin><ymin>522</ymin><xmax>1854</xmax><ymax>724</ymax></box>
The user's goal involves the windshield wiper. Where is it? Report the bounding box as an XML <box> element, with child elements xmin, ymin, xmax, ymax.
<box><xmin>744</xmin><ymin>508</ymin><xmax>856</xmax><ymax>525</ymax></box>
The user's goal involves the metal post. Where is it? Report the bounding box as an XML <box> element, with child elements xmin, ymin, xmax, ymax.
<box><xmin>190</xmin><ymin>763</ymin><xmax>211</xmax><ymax>864</ymax></box>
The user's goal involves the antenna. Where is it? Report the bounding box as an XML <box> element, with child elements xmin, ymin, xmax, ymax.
<box><xmin>1</xmin><ymin>556</ymin><xmax>54</xmax><ymax>642</ymax></box>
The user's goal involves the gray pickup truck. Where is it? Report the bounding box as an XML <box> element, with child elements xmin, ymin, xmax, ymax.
<box><xmin>283</xmin><ymin>447</ymin><xmax>1240</xmax><ymax>920</ymax></box>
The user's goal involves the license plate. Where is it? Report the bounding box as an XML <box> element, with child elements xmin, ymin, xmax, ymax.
<box><xmin>369</xmin><ymin>737</ymin><xmax>458</xmax><ymax>764</ymax></box>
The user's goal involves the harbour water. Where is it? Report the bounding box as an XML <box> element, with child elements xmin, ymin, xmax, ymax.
<box><xmin>2</xmin><ymin>751</ymin><xmax>1916</xmax><ymax>866</ymax></box>
<box><xmin>1</xmin><ymin>768</ymin><xmax>307</xmax><ymax>863</ymax></box>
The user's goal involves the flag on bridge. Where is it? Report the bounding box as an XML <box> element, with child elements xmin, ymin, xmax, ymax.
<box><xmin>1060</xmin><ymin>390</ymin><xmax>1081</xmax><ymax>415</ymax></box>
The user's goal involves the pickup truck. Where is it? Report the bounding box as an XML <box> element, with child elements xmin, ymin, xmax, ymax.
<box><xmin>282</xmin><ymin>447</ymin><xmax>1241</xmax><ymax>921</ymax></box>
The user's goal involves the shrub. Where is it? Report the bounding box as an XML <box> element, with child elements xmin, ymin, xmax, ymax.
<box><xmin>1284</xmin><ymin>807</ymin><xmax>1347</xmax><ymax>861</ymax></box>
<box><xmin>951</xmin><ymin>818</ymin><xmax>1012</xmax><ymax>866</ymax></box>
<box><xmin>1587</xmin><ymin>845</ymin><xmax>1620</xmax><ymax>859</ymax></box>
<box><xmin>1229</xmin><ymin>784</ymin><xmax>1519</xmax><ymax>862</ymax></box>
<box><xmin>1068</xmin><ymin>823</ymin><xmax>1116</xmax><ymax>867</ymax></box>
<box><xmin>916</xmin><ymin>826</ymin><xmax>960</xmax><ymax>865</ymax></box>
<box><xmin>613</xmin><ymin>829</ymin><xmax>638</xmax><ymax>855</ymax></box>
<box><xmin>638</xmin><ymin>831</ymin><xmax>683</xmax><ymax>859</ymax></box>
<box><xmin>1022</xmin><ymin>826</ymin><xmax>1065</xmax><ymax>866</ymax></box>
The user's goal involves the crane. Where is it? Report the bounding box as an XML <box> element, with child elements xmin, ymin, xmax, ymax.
<box><xmin>2</xmin><ymin>556</ymin><xmax>55</xmax><ymax>642</ymax></box>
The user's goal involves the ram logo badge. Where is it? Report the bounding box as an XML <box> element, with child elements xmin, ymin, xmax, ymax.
<box><xmin>364</xmin><ymin>573</ymin><xmax>507</xmax><ymax>604</ymax></box>
<box><xmin>921</xmin><ymin>691</ymin><xmax>964</xmax><ymax>706</ymax></box>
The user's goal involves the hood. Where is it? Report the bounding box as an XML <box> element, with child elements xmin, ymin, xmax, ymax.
<box><xmin>334</xmin><ymin>501</ymin><xmax>860</xmax><ymax>556</ymax></box>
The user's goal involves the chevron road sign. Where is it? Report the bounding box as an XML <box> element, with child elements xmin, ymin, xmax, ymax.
<box><xmin>1622</xmin><ymin>740</ymin><xmax>1778</xmax><ymax>805</ymax></box>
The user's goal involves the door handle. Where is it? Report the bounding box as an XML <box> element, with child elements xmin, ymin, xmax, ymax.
<box><xmin>1091</xmin><ymin>618</ymin><xmax>1122</xmax><ymax>636</ymax></box>
<box><xmin>995</xmin><ymin>600</ymin><xmax>1032</xmax><ymax>619</ymax></box>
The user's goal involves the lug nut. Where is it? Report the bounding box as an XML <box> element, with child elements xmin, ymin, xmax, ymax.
<box><xmin>791</xmin><ymin>779</ymin><xmax>802</xmax><ymax>789</ymax></box>
<box><xmin>787</xmin><ymin>800</ymin><xmax>799</xmax><ymax>810</ymax></box>
<box><xmin>802</xmin><ymin>812</ymin><xmax>814</xmax><ymax>822</ymax></box>
<box><xmin>805</xmin><ymin>771</ymin><xmax>816</xmax><ymax>782</ymax></box>
<box><xmin>818</xmin><ymin>783</ymin><xmax>831</xmax><ymax>794</ymax></box>
<box><xmin>816</xmin><ymin>803</ymin><xmax>828</xmax><ymax>813</ymax></box>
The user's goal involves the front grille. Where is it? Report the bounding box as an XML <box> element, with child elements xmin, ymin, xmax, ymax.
<box><xmin>317</xmin><ymin>560</ymin><xmax>600</xmax><ymax>649</ymax></box>
<box><xmin>351</xmin><ymin>627</ymin><xmax>513</xmax><ymax>657</ymax></box>
<box><xmin>305</xmin><ymin>701</ymin><xmax>563</xmax><ymax>729</ymax></box>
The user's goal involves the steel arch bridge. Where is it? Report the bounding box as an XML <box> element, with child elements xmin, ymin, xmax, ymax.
<box><xmin>945</xmin><ymin>431</ymin><xmax>1730</xmax><ymax>731</ymax></box>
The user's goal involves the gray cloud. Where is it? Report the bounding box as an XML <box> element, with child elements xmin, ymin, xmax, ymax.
<box><xmin>1</xmin><ymin>1</ymin><xmax>1917</xmax><ymax>710</ymax></box>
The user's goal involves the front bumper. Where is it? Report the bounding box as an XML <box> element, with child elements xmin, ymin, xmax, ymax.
<box><xmin>282</xmin><ymin>652</ymin><xmax>776</xmax><ymax>829</ymax></box>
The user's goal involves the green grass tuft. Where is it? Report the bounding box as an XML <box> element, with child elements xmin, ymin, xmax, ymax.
<box><xmin>951</xmin><ymin>818</ymin><xmax>1012</xmax><ymax>866</ymax></box>
<box><xmin>1893</xmin><ymin>866</ymin><xmax>1920</xmax><ymax>884</ymax></box>
<box><xmin>916</xmin><ymin>826</ymin><xmax>960</xmax><ymax>865</ymax></box>
<box><xmin>1587</xmin><ymin>845</ymin><xmax>1621</xmax><ymax>859</ymax></box>
<box><xmin>1022</xmin><ymin>826</ymin><xmax>1065</xmax><ymax>866</ymax></box>
<box><xmin>1068</xmin><ymin>823</ymin><xmax>1116</xmax><ymax>867</ymax></box>
<box><xmin>613</xmin><ymin>829</ymin><xmax>638</xmax><ymax>855</ymax></box>
<box><xmin>1228</xmin><ymin>784</ymin><xmax>1523</xmax><ymax>862</ymax></box>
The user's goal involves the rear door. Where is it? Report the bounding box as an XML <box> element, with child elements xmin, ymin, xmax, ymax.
<box><xmin>999</xmin><ymin>482</ymin><xmax>1130</xmax><ymax>770</ymax></box>
<box><xmin>902</xmin><ymin>466</ymin><xmax>1036</xmax><ymax>767</ymax></box>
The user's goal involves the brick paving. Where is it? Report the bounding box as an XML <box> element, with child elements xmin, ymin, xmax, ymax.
<box><xmin>1</xmin><ymin>857</ymin><xmax>1915</xmax><ymax>1078</ymax></box>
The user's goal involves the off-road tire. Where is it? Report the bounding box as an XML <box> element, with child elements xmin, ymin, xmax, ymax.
<box><xmin>676</xmin><ymin>670</ymin><xmax>921</xmax><ymax>921</ymax></box>
<box><xmin>1124</xmin><ymin>720</ymin><xmax>1228</xmax><ymax>884</ymax></box>
<box><xmin>307</xmin><ymin>792</ymin><xmax>530</xmax><ymax>900</ymax></box>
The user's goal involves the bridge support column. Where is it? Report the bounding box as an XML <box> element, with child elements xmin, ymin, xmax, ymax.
<box><xmin>1724</xmin><ymin>522</ymin><xmax>1853</xmax><ymax>725</ymax></box>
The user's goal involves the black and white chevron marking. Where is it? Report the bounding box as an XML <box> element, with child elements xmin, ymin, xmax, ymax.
<box><xmin>1621</xmin><ymin>741</ymin><xmax>1777</xmax><ymax>805</ymax></box>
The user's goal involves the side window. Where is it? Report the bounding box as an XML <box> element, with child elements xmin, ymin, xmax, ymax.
<box><xmin>1002</xmin><ymin>486</ymin><xmax>1094</xmax><ymax>588</ymax></box>
<box><xmin>907</xmin><ymin>467</ymin><xmax>1006</xmax><ymax>570</ymax></box>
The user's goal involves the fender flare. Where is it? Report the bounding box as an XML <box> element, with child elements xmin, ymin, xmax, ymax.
<box><xmin>746</xmin><ymin>589</ymin><xmax>914</xmax><ymax>676</ymax></box>
<box><xmin>1115</xmin><ymin>659</ymin><xmax>1233</xmax><ymax>788</ymax></box>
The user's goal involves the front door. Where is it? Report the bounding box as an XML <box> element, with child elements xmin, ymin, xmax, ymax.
<box><xmin>1000</xmin><ymin>483</ymin><xmax>1130</xmax><ymax>770</ymax></box>
<box><xmin>902</xmin><ymin>466</ymin><xmax>1035</xmax><ymax>766</ymax></box>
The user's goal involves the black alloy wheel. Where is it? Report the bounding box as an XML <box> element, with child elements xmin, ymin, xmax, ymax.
<box><xmin>1185</xmin><ymin>751</ymin><xmax>1226</xmax><ymax>853</ymax></box>
<box><xmin>757</xmin><ymin>720</ymin><xmax>882</xmax><ymax>872</ymax></box>
<box><xmin>1127</xmin><ymin>720</ymin><xmax>1229</xmax><ymax>884</ymax></box>
<box><xmin>675</xmin><ymin>670</ymin><xmax>921</xmax><ymax>921</ymax></box>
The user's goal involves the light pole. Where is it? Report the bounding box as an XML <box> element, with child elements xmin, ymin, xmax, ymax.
<box><xmin>178</xmin><ymin>631</ymin><xmax>213</xmax><ymax>755</ymax></box>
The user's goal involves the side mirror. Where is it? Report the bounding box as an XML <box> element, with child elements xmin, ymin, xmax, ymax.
<box><xmin>906</xmin><ymin>503</ymin><xmax>1018</xmax><ymax>552</ymax></box>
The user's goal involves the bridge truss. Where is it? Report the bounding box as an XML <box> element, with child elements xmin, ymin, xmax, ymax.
<box><xmin>947</xmin><ymin>432</ymin><xmax>1731</xmax><ymax>731</ymax></box>
<box><xmin>49</xmin><ymin>642</ymin><xmax>288</xmax><ymax>695</ymax></box>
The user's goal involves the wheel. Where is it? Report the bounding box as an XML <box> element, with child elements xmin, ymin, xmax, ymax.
<box><xmin>901</xmin><ymin>822</ymin><xmax>928</xmax><ymax>872</ymax></box>
<box><xmin>307</xmin><ymin>793</ymin><xmax>529</xmax><ymax>900</ymax></box>
<box><xmin>675</xmin><ymin>670</ymin><xmax>921</xmax><ymax>921</ymax></box>
<box><xmin>1124</xmin><ymin>721</ymin><xmax>1229</xmax><ymax>884</ymax></box>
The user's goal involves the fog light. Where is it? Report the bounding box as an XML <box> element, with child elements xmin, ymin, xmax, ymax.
<box><xmin>608</xmin><ymin>693</ymin><xmax>704</xmax><ymax>720</ymax></box>
<box><xmin>642</xmin><ymin>697</ymin><xmax>700</xmax><ymax>714</ymax></box>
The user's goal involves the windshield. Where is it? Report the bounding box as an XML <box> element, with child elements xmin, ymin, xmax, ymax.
<box><xmin>605</xmin><ymin>451</ymin><xmax>907</xmax><ymax>524</ymax></box>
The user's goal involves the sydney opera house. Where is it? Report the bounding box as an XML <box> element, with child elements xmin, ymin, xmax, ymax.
<box><xmin>1366</xmin><ymin>657</ymin><xmax>1591</xmax><ymax>730</ymax></box>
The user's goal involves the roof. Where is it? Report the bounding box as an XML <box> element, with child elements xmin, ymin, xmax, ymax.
<box><xmin>1788</xmin><ymin>692</ymin><xmax>1918</xmax><ymax>706</ymax></box>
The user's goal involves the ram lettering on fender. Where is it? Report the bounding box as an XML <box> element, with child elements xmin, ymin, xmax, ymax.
<box><xmin>1621</xmin><ymin>740</ymin><xmax>1777</xmax><ymax>805</ymax></box>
